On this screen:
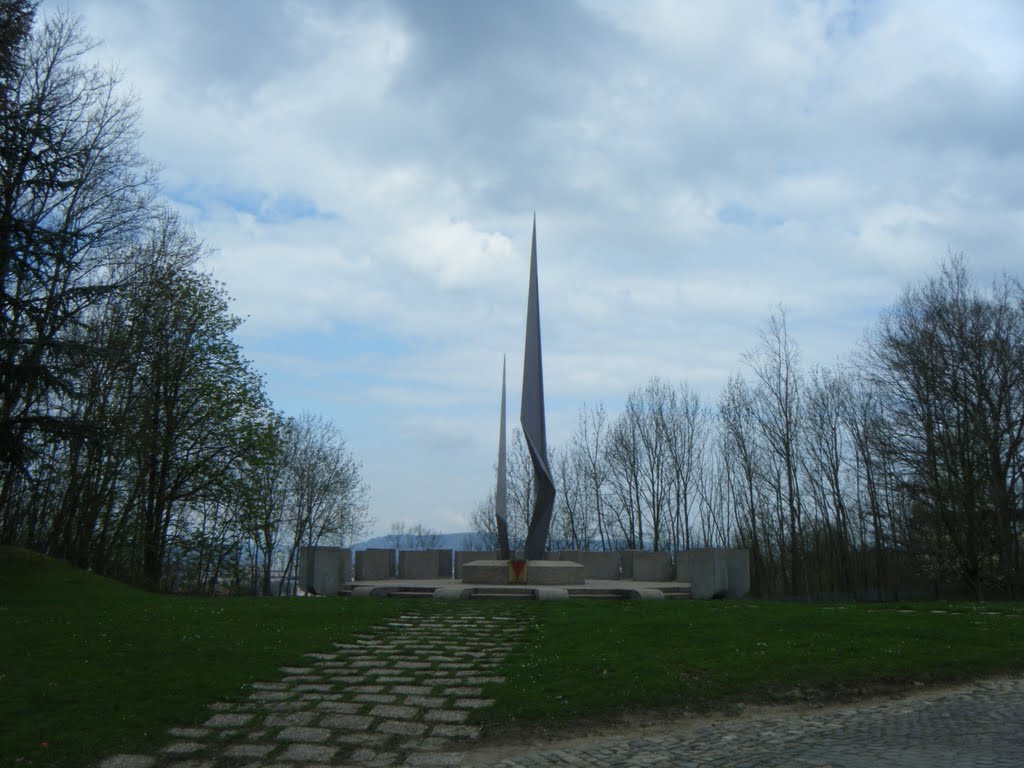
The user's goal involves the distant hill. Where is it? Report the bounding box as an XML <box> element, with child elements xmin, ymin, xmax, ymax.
<box><xmin>351</xmin><ymin>532</ymin><xmax>479</xmax><ymax>551</ymax></box>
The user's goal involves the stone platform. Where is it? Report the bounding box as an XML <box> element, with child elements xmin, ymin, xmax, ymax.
<box><xmin>340</xmin><ymin>578</ymin><xmax>691</xmax><ymax>601</ymax></box>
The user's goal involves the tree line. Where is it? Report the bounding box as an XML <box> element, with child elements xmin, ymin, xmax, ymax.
<box><xmin>474</xmin><ymin>258</ymin><xmax>1024</xmax><ymax>600</ymax></box>
<box><xmin>0</xmin><ymin>3</ymin><xmax>370</xmax><ymax>592</ymax></box>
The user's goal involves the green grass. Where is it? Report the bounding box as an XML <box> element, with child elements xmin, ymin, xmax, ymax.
<box><xmin>0</xmin><ymin>547</ymin><xmax>405</xmax><ymax>767</ymax></box>
<box><xmin>4</xmin><ymin>548</ymin><xmax>1024</xmax><ymax>766</ymax></box>
<box><xmin>480</xmin><ymin>599</ymin><xmax>1024</xmax><ymax>725</ymax></box>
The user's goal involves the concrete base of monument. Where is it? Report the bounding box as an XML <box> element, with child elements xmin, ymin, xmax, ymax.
<box><xmin>343</xmin><ymin>578</ymin><xmax>689</xmax><ymax>601</ymax></box>
<box><xmin>460</xmin><ymin>559</ymin><xmax>585</xmax><ymax>586</ymax></box>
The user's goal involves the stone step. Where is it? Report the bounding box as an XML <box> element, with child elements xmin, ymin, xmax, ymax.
<box><xmin>660</xmin><ymin>586</ymin><xmax>692</xmax><ymax>599</ymax></box>
<box><xmin>467</xmin><ymin>587</ymin><xmax>537</xmax><ymax>600</ymax></box>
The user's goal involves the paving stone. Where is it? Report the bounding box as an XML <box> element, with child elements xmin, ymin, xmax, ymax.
<box><xmin>265</xmin><ymin>700</ymin><xmax>306</xmax><ymax>711</ymax></box>
<box><xmin>293</xmin><ymin>683</ymin><xmax>332</xmax><ymax>692</ymax></box>
<box><xmin>99</xmin><ymin>756</ymin><xmax>157</xmax><ymax>768</ymax></box>
<box><xmin>425</xmin><ymin>709</ymin><xmax>469</xmax><ymax>724</ymax></box>
<box><xmin>253</xmin><ymin>681</ymin><xmax>290</xmax><ymax>690</ymax></box>
<box><xmin>405</xmin><ymin>752</ymin><xmax>463</xmax><ymax>766</ymax></box>
<box><xmin>331</xmin><ymin>674</ymin><xmax>367</xmax><ymax>684</ymax></box>
<box><xmin>279</xmin><ymin>666</ymin><xmax>314</xmax><ymax>675</ymax></box>
<box><xmin>161</xmin><ymin>741</ymin><xmax>206</xmax><ymax>754</ymax></box>
<box><xmin>250</xmin><ymin>690</ymin><xmax>293</xmax><ymax>701</ymax></box>
<box><xmin>396</xmin><ymin>661</ymin><xmax>431</xmax><ymax>669</ymax></box>
<box><xmin>431</xmin><ymin>724</ymin><xmax>482</xmax><ymax>739</ymax></box>
<box><xmin>205</xmin><ymin>713</ymin><xmax>255</xmax><ymax>728</ymax></box>
<box><xmin>167</xmin><ymin>727</ymin><xmax>211</xmax><ymax>739</ymax></box>
<box><xmin>393</xmin><ymin>685</ymin><xmax>433</xmax><ymax>695</ymax></box>
<box><xmin>316</xmin><ymin>700</ymin><xmax>364</xmax><ymax>713</ymax></box>
<box><xmin>377</xmin><ymin>719</ymin><xmax>429</xmax><ymax>736</ymax></box>
<box><xmin>403</xmin><ymin>737</ymin><xmax>454</xmax><ymax>752</ymax></box>
<box><xmin>336</xmin><ymin>732</ymin><xmax>391</xmax><ymax>746</ymax></box>
<box><xmin>355</xmin><ymin>693</ymin><xmax>399</xmax><ymax>704</ymax></box>
<box><xmin>453</xmin><ymin>698</ymin><xmax>494</xmax><ymax>710</ymax></box>
<box><xmin>349</xmin><ymin>684</ymin><xmax>386</xmax><ymax>693</ymax></box>
<box><xmin>275</xmin><ymin>726</ymin><xmax>332</xmax><ymax>742</ymax></box>
<box><xmin>224</xmin><ymin>743</ymin><xmax>276</xmax><ymax>758</ymax></box>
<box><xmin>163</xmin><ymin>761</ymin><xmax>215</xmax><ymax>768</ymax></box>
<box><xmin>264</xmin><ymin>711</ymin><xmax>318</xmax><ymax>727</ymax></box>
<box><xmin>405</xmin><ymin>695</ymin><xmax>447</xmax><ymax>708</ymax></box>
<box><xmin>278</xmin><ymin>742</ymin><xmax>338</xmax><ymax>762</ymax></box>
<box><xmin>320</xmin><ymin>713</ymin><xmax>374</xmax><ymax>731</ymax></box>
<box><xmin>308</xmin><ymin>691</ymin><xmax>345</xmax><ymax>701</ymax></box>
<box><xmin>442</xmin><ymin>687</ymin><xmax>481</xmax><ymax>697</ymax></box>
<box><xmin>370</xmin><ymin>704</ymin><xmax>420</xmax><ymax>720</ymax></box>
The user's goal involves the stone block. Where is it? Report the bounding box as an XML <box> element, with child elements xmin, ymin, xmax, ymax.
<box><xmin>298</xmin><ymin>546</ymin><xmax>352</xmax><ymax>594</ymax></box>
<box><xmin>677</xmin><ymin>548</ymin><xmax>750</xmax><ymax>598</ymax></box>
<box><xmin>460</xmin><ymin>560</ymin><xmax>507</xmax><ymax>585</ymax></box>
<box><xmin>724</xmin><ymin>548</ymin><xmax>751</xmax><ymax>598</ymax></box>
<box><xmin>528</xmin><ymin>560</ymin><xmax>585</xmax><ymax>585</ymax></box>
<box><xmin>354</xmin><ymin>548</ymin><xmax>395</xmax><ymax>580</ymax></box>
<box><xmin>453</xmin><ymin>550</ymin><xmax>499</xmax><ymax>579</ymax></box>
<box><xmin>621</xmin><ymin>550</ymin><xmax>672</xmax><ymax>581</ymax></box>
<box><xmin>433</xmin><ymin>548</ymin><xmax>453</xmax><ymax>578</ymax></box>
<box><xmin>398</xmin><ymin>549</ymin><xmax>451</xmax><ymax>579</ymax></box>
<box><xmin>560</xmin><ymin>550</ymin><xmax>621</xmax><ymax>580</ymax></box>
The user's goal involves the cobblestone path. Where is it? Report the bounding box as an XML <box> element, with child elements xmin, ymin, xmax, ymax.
<box><xmin>464</xmin><ymin>676</ymin><xmax>1024</xmax><ymax>768</ymax></box>
<box><xmin>99</xmin><ymin>607</ymin><xmax>524</xmax><ymax>768</ymax></box>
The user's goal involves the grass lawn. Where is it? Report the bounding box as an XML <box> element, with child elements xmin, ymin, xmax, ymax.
<box><xmin>4</xmin><ymin>547</ymin><xmax>1024</xmax><ymax>767</ymax></box>
<box><xmin>480</xmin><ymin>599</ymin><xmax>1024</xmax><ymax>727</ymax></box>
<box><xmin>0</xmin><ymin>547</ymin><xmax>405</xmax><ymax>768</ymax></box>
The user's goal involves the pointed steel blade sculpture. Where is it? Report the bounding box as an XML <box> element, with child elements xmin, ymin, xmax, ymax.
<box><xmin>521</xmin><ymin>216</ymin><xmax>556</xmax><ymax>560</ymax></box>
<box><xmin>495</xmin><ymin>356</ymin><xmax>511</xmax><ymax>559</ymax></box>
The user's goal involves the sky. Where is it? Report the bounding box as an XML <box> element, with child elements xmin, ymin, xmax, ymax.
<box><xmin>42</xmin><ymin>0</ymin><xmax>1024</xmax><ymax>538</ymax></box>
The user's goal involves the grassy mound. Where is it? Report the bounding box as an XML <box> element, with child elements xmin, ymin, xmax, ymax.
<box><xmin>0</xmin><ymin>547</ymin><xmax>403</xmax><ymax>767</ymax></box>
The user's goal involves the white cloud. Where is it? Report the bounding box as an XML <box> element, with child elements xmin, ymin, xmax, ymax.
<box><xmin>46</xmin><ymin>0</ymin><xmax>1024</xmax><ymax>536</ymax></box>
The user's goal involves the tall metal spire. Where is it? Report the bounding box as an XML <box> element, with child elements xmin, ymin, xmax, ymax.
<box><xmin>495</xmin><ymin>356</ymin><xmax>510</xmax><ymax>559</ymax></box>
<box><xmin>521</xmin><ymin>215</ymin><xmax>556</xmax><ymax>560</ymax></box>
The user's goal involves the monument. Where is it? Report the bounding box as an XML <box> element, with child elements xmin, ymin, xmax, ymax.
<box><xmin>520</xmin><ymin>216</ymin><xmax>557</xmax><ymax>561</ymax></box>
<box><xmin>464</xmin><ymin>217</ymin><xmax>584</xmax><ymax>586</ymax></box>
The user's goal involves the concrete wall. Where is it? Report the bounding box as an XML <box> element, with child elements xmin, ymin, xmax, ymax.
<box><xmin>677</xmin><ymin>548</ymin><xmax>750</xmax><ymax>598</ymax></box>
<box><xmin>560</xmin><ymin>550</ymin><xmax>621</xmax><ymax>580</ymax></box>
<box><xmin>621</xmin><ymin>550</ymin><xmax>673</xmax><ymax>581</ymax></box>
<box><xmin>454</xmin><ymin>550</ymin><xmax>499</xmax><ymax>579</ymax></box>
<box><xmin>298</xmin><ymin>546</ymin><xmax>351</xmax><ymax>594</ymax></box>
<box><xmin>354</xmin><ymin>548</ymin><xmax>396</xmax><ymax>581</ymax></box>
<box><xmin>397</xmin><ymin>549</ymin><xmax>453</xmax><ymax>579</ymax></box>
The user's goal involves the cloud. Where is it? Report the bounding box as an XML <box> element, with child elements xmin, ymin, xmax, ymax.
<box><xmin>48</xmin><ymin>0</ymin><xmax>1024</xmax><ymax>535</ymax></box>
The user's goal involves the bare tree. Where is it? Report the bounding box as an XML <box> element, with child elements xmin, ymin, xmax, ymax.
<box><xmin>718</xmin><ymin>374</ymin><xmax>770</xmax><ymax>592</ymax></box>
<box><xmin>574</xmin><ymin>403</ymin><xmax>611</xmax><ymax>550</ymax></box>
<box><xmin>744</xmin><ymin>309</ymin><xmax>805</xmax><ymax>593</ymax></box>
<box><xmin>278</xmin><ymin>412</ymin><xmax>370</xmax><ymax>594</ymax></box>
<box><xmin>862</xmin><ymin>256</ymin><xmax>1024</xmax><ymax>597</ymax></box>
<box><xmin>664</xmin><ymin>381</ymin><xmax>707</xmax><ymax>554</ymax></box>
